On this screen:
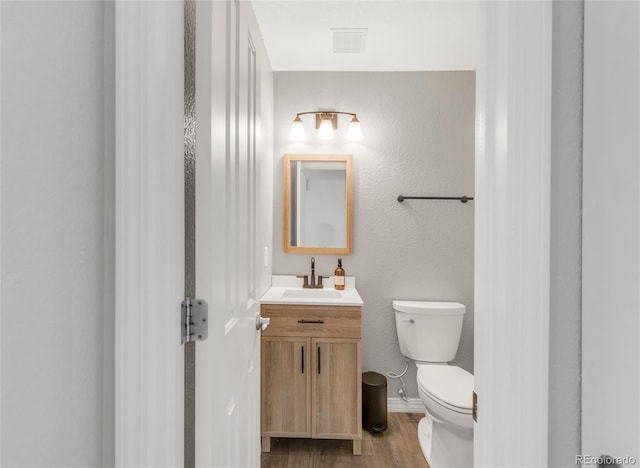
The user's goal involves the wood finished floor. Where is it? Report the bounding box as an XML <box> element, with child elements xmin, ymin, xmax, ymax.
<box><xmin>261</xmin><ymin>412</ymin><xmax>430</xmax><ymax>468</ymax></box>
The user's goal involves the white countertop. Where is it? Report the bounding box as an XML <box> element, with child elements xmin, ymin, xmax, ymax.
<box><xmin>260</xmin><ymin>275</ymin><xmax>364</xmax><ymax>306</ymax></box>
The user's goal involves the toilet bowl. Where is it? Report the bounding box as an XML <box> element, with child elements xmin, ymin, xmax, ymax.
<box><xmin>393</xmin><ymin>300</ymin><xmax>474</xmax><ymax>468</ymax></box>
<box><xmin>417</xmin><ymin>364</ymin><xmax>474</xmax><ymax>468</ymax></box>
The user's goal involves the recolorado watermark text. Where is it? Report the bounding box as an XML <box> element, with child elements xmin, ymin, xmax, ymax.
<box><xmin>576</xmin><ymin>454</ymin><xmax>637</xmax><ymax>466</ymax></box>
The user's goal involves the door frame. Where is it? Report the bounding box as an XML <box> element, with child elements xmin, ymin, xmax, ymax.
<box><xmin>114</xmin><ymin>1</ymin><xmax>552</xmax><ymax>466</ymax></box>
<box><xmin>474</xmin><ymin>2</ymin><xmax>552</xmax><ymax>466</ymax></box>
<box><xmin>114</xmin><ymin>2</ymin><xmax>185</xmax><ymax>467</ymax></box>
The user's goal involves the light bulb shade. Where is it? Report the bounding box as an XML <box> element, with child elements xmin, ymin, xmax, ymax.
<box><xmin>347</xmin><ymin>116</ymin><xmax>363</xmax><ymax>141</ymax></box>
<box><xmin>317</xmin><ymin>116</ymin><xmax>335</xmax><ymax>139</ymax></box>
<box><xmin>289</xmin><ymin>116</ymin><xmax>306</xmax><ymax>141</ymax></box>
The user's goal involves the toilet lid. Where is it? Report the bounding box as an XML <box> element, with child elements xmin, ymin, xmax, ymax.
<box><xmin>417</xmin><ymin>365</ymin><xmax>474</xmax><ymax>411</ymax></box>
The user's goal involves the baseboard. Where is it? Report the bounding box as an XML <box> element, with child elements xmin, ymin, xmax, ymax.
<box><xmin>387</xmin><ymin>397</ymin><xmax>424</xmax><ymax>413</ymax></box>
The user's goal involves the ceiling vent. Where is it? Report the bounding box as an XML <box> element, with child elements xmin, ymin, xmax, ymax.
<box><xmin>331</xmin><ymin>28</ymin><xmax>367</xmax><ymax>54</ymax></box>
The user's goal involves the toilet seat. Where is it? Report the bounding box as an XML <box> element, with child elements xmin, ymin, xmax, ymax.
<box><xmin>417</xmin><ymin>365</ymin><xmax>474</xmax><ymax>415</ymax></box>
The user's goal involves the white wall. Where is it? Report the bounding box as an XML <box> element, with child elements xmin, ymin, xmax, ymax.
<box><xmin>582</xmin><ymin>0</ymin><xmax>639</xmax><ymax>464</ymax></box>
<box><xmin>272</xmin><ymin>71</ymin><xmax>475</xmax><ymax>398</ymax></box>
<box><xmin>1</xmin><ymin>2</ymin><xmax>113</xmax><ymax>466</ymax></box>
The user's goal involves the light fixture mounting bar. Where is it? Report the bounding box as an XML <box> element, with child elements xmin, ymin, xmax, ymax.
<box><xmin>295</xmin><ymin>111</ymin><xmax>357</xmax><ymax>118</ymax></box>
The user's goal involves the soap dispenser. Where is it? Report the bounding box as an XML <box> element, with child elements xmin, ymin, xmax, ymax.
<box><xmin>334</xmin><ymin>258</ymin><xmax>345</xmax><ymax>290</ymax></box>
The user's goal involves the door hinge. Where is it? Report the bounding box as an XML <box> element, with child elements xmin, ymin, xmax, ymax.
<box><xmin>181</xmin><ymin>298</ymin><xmax>208</xmax><ymax>344</ymax></box>
<box><xmin>472</xmin><ymin>391</ymin><xmax>478</xmax><ymax>422</ymax></box>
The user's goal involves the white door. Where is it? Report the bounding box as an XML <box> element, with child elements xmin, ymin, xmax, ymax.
<box><xmin>195</xmin><ymin>2</ymin><xmax>273</xmax><ymax>467</ymax></box>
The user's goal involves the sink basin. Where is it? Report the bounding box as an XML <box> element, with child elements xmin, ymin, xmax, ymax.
<box><xmin>282</xmin><ymin>289</ymin><xmax>342</xmax><ymax>299</ymax></box>
<box><xmin>261</xmin><ymin>276</ymin><xmax>363</xmax><ymax>306</ymax></box>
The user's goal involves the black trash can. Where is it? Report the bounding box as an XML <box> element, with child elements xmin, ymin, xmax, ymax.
<box><xmin>362</xmin><ymin>371</ymin><xmax>388</xmax><ymax>433</ymax></box>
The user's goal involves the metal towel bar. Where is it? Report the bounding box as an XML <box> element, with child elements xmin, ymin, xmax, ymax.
<box><xmin>397</xmin><ymin>195</ymin><xmax>474</xmax><ymax>204</ymax></box>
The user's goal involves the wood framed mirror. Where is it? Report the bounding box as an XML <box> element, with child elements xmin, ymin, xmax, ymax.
<box><xmin>283</xmin><ymin>154</ymin><xmax>353</xmax><ymax>254</ymax></box>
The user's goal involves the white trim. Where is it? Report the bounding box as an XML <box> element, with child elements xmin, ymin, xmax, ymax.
<box><xmin>114</xmin><ymin>3</ymin><xmax>184</xmax><ymax>467</ymax></box>
<box><xmin>387</xmin><ymin>398</ymin><xmax>425</xmax><ymax>414</ymax></box>
<box><xmin>475</xmin><ymin>2</ymin><xmax>551</xmax><ymax>467</ymax></box>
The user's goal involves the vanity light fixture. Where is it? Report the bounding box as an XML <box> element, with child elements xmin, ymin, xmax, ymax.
<box><xmin>289</xmin><ymin>111</ymin><xmax>363</xmax><ymax>142</ymax></box>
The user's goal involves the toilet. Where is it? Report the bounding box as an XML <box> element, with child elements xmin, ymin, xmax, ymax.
<box><xmin>393</xmin><ymin>300</ymin><xmax>474</xmax><ymax>468</ymax></box>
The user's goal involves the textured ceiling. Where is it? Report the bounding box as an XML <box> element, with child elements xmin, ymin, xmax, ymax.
<box><xmin>252</xmin><ymin>1</ymin><xmax>477</xmax><ymax>71</ymax></box>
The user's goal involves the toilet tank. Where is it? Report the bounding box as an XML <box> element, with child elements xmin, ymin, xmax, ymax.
<box><xmin>393</xmin><ymin>301</ymin><xmax>465</xmax><ymax>363</ymax></box>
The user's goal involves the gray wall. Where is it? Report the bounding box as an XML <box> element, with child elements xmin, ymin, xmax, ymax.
<box><xmin>273</xmin><ymin>71</ymin><xmax>475</xmax><ymax>398</ymax></box>
<box><xmin>1</xmin><ymin>2</ymin><xmax>114</xmax><ymax>466</ymax></box>
<box><xmin>581</xmin><ymin>0</ymin><xmax>639</xmax><ymax>463</ymax></box>
<box><xmin>548</xmin><ymin>1</ymin><xmax>584</xmax><ymax>465</ymax></box>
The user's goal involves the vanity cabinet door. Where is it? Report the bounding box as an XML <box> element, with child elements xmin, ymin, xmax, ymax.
<box><xmin>261</xmin><ymin>337</ymin><xmax>311</xmax><ymax>437</ymax></box>
<box><xmin>311</xmin><ymin>338</ymin><xmax>362</xmax><ymax>439</ymax></box>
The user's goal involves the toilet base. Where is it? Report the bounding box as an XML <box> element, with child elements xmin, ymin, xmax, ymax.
<box><xmin>417</xmin><ymin>415</ymin><xmax>434</xmax><ymax>464</ymax></box>
<box><xmin>417</xmin><ymin>413</ymin><xmax>473</xmax><ymax>468</ymax></box>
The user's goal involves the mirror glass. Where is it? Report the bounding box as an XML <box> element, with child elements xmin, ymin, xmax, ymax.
<box><xmin>283</xmin><ymin>154</ymin><xmax>353</xmax><ymax>254</ymax></box>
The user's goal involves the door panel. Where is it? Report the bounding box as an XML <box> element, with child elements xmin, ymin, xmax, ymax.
<box><xmin>312</xmin><ymin>339</ymin><xmax>361</xmax><ymax>438</ymax></box>
<box><xmin>261</xmin><ymin>337</ymin><xmax>311</xmax><ymax>436</ymax></box>
<box><xmin>194</xmin><ymin>1</ymin><xmax>273</xmax><ymax>467</ymax></box>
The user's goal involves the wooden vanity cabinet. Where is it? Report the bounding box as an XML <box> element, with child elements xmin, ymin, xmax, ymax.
<box><xmin>260</xmin><ymin>304</ymin><xmax>362</xmax><ymax>455</ymax></box>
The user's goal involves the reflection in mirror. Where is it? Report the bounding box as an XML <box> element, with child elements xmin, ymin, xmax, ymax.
<box><xmin>283</xmin><ymin>155</ymin><xmax>353</xmax><ymax>254</ymax></box>
<box><xmin>290</xmin><ymin>161</ymin><xmax>345</xmax><ymax>246</ymax></box>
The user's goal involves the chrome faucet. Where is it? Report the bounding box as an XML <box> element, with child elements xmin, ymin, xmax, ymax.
<box><xmin>297</xmin><ymin>257</ymin><xmax>327</xmax><ymax>289</ymax></box>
